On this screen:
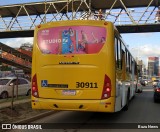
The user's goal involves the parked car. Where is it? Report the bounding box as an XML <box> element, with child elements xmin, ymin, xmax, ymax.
<box><xmin>154</xmin><ymin>82</ymin><xmax>160</xmax><ymax>103</ymax></box>
<box><xmin>152</xmin><ymin>80</ymin><xmax>160</xmax><ymax>87</ymax></box>
<box><xmin>0</xmin><ymin>77</ymin><xmax>31</xmax><ymax>99</ymax></box>
<box><xmin>136</xmin><ymin>81</ymin><xmax>143</xmax><ymax>93</ymax></box>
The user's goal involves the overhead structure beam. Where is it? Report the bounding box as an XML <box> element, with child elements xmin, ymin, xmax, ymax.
<box><xmin>105</xmin><ymin>0</ymin><xmax>118</xmax><ymax>19</ymax></box>
<box><xmin>144</xmin><ymin>6</ymin><xmax>156</xmax><ymax>23</ymax></box>
<box><xmin>119</xmin><ymin>0</ymin><xmax>137</xmax><ymax>24</ymax></box>
<box><xmin>117</xmin><ymin>23</ymin><xmax>160</xmax><ymax>33</ymax></box>
<box><xmin>1</xmin><ymin>23</ymin><xmax>160</xmax><ymax>39</ymax></box>
<box><xmin>0</xmin><ymin>0</ymin><xmax>159</xmax><ymax>34</ymax></box>
<box><xmin>138</xmin><ymin>0</ymin><xmax>154</xmax><ymax>23</ymax></box>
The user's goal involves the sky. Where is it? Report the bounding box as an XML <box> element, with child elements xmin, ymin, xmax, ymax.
<box><xmin>122</xmin><ymin>32</ymin><xmax>160</xmax><ymax>66</ymax></box>
<box><xmin>0</xmin><ymin>0</ymin><xmax>160</xmax><ymax>67</ymax></box>
<box><xmin>0</xmin><ymin>0</ymin><xmax>47</xmax><ymax>5</ymax></box>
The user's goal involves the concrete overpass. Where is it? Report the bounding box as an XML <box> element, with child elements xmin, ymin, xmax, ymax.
<box><xmin>0</xmin><ymin>42</ymin><xmax>31</xmax><ymax>73</ymax></box>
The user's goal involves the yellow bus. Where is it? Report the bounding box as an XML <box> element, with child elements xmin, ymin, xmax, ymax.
<box><xmin>32</xmin><ymin>20</ymin><xmax>138</xmax><ymax>112</ymax></box>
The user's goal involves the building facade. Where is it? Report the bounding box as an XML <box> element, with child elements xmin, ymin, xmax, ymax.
<box><xmin>148</xmin><ymin>57</ymin><xmax>159</xmax><ymax>77</ymax></box>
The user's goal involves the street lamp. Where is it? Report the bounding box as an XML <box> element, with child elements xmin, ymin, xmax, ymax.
<box><xmin>131</xmin><ymin>46</ymin><xmax>146</xmax><ymax>61</ymax></box>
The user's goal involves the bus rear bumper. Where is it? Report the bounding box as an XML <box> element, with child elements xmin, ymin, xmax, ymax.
<box><xmin>31</xmin><ymin>97</ymin><xmax>115</xmax><ymax>112</ymax></box>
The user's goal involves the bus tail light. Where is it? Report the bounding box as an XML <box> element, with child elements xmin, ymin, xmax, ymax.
<box><xmin>155</xmin><ymin>88</ymin><xmax>160</xmax><ymax>92</ymax></box>
<box><xmin>32</xmin><ymin>74</ymin><xmax>39</xmax><ymax>98</ymax></box>
<box><xmin>101</xmin><ymin>74</ymin><xmax>111</xmax><ymax>99</ymax></box>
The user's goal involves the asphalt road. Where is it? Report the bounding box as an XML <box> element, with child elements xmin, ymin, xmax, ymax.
<box><xmin>9</xmin><ymin>85</ymin><xmax>160</xmax><ymax>132</ymax></box>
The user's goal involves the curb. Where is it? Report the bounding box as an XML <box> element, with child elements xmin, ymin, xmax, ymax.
<box><xmin>0</xmin><ymin>109</ymin><xmax>59</xmax><ymax>132</ymax></box>
<box><xmin>0</xmin><ymin>99</ymin><xmax>31</xmax><ymax>110</ymax></box>
<box><xmin>0</xmin><ymin>99</ymin><xmax>60</xmax><ymax>132</ymax></box>
<box><xmin>15</xmin><ymin>110</ymin><xmax>59</xmax><ymax>123</ymax></box>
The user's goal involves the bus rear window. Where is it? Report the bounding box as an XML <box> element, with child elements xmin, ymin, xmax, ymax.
<box><xmin>37</xmin><ymin>26</ymin><xmax>106</xmax><ymax>54</ymax></box>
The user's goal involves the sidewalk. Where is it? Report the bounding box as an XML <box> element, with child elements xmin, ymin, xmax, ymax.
<box><xmin>0</xmin><ymin>98</ymin><xmax>30</xmax><ymax>109</ymax></box>
<box><xmin>0</xmin><ymin>98</ymin><xmax>58</xmax><ymax>125</ymax></box>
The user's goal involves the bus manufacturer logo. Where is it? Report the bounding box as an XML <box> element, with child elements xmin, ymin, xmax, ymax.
<box><xmin>59</xmin><ymin>62</ymin><xmax>80</xmax><ymax>64</ymax></box>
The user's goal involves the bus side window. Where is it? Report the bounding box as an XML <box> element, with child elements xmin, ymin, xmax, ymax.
<box><xmin>121</xmin><ymin>50</ymin><xmax>126</xmax><ymax>80</ymax></box>
<box><xmin>115</xmin><ymin>37</ymin><xmax>118</xmax><ymax>68</ymax></box>
<box><xmin>127</xmin><ymin>53</ymin><xmax>131</xmax><ymax>73</ymax></box>
<box><xmin>130</xmin><ymin>55</ymin><xmax>132</xmax><ymax>73</ymax></box>
<box><xmin>115</xmin><ymin>37</ymin><xmax>122</xmax><ymax>70</ymax></box>
<box><xmin>126</xmin><ymin>51</ymin><xmax>129</xmax><ymax>72</ymax></box>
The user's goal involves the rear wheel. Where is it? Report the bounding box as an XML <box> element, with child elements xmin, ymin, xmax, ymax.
<box><xmin>1</xmin><ymin>92</ymin><xmax>8</xmax><ymax>99</ymax></box>
<box><xmin>123</xmin><ymin>89</ymin><xmax>130</xmax><ymax>111</ymax></box>
<box><xmin>154</xmin><ymin>98</ymin><xmax>157</xmax><ymax>103</ymax></box>
<box><xmin>154</xmin><ymin>96</ymin><xmax>158</xmax><ymax>103</ymax></box>
<box><xmin>137</xmin><ymin>89</ymin><xmax>140</xmax><ymax>93</ymax></box>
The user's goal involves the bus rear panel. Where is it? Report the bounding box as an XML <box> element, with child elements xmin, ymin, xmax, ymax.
<box><xmin>32</xmin><ymin>20</ymin><xmax>116</xmax><ymax>112</ymax></box>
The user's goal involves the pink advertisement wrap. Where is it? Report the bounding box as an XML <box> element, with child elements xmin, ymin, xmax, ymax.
<box><xmin>37</xmin><ymin>26</ymin><xmax>106</xmax><ymax>54</ymax></box>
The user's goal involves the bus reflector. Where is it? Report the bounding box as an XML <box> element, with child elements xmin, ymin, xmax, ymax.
<box><xmin>101</xmin><ymin>74</ymin><xmax>111</xmax><ymax>99</ymax></box>
<box><xmin>104</xmin><ymin>22</ymin><xmax>108</xmax><ymax>25</ymax></box>
<box><xmin>38</xmin><ymin>25</ymin><xmax>41</xmax><ymax>28</ymax></box>
<box><xmin>32</xmin><ymin>74</ymin><xmax>39</xmax><ymax>98</ymax></box>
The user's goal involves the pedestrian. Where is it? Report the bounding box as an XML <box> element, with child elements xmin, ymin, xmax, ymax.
<box><xmin>155</xmin><ymin>6</ymin><xmax>160</xmax><ymax>23</ymax></box>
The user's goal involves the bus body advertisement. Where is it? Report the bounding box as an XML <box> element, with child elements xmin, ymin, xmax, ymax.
<box><xmin>32</xmin><ymin>20</ymin><xmax>137</xmax><ymax>112</ymax></box>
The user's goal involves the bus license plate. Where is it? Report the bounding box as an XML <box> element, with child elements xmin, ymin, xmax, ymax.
<box><xmin>62</xmin><ymin>90</ymin><xmax>76</xmax><ymax>96</ymax></box>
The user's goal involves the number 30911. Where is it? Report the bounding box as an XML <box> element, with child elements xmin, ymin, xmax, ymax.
<box><xmin>76</xmin><ymin>82</ymin><xmax>98</xmax><ymax>88</ymax></box>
